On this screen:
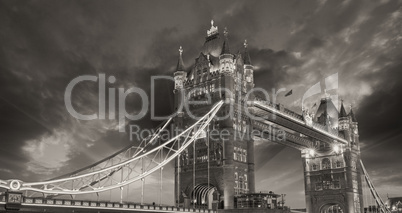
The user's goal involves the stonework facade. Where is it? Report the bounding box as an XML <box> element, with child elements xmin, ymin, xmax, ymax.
<box><xmin>302</xmin><ymin>99</ymin><xmax>363</xmax><ymax>213</ymax></box>
<box><xmin>173</xmin><ymin>21</ymin><xmax>256</xmax><ymax>210</ymax></box>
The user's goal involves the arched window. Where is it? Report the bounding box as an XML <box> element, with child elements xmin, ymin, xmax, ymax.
<box><xmin>336</xmin><ymin>161</ymin><xmax>342</xmax><ymax>168</ymax></box>
<box><xmin>234</xmin><ymin>181</ymin><xmax>239</xmax><ymax>195</ymax></box>
<box><xmin>322</xmin><ymin>158</ymin><xmax>331</xmax><ymax>169</ymax></box>
<box><xmin>244</xmin><ymin>174</ymin><xmax>247</xmax><ymax>182</ymax></box>
<box><xmin>239</xmin><ymin>178</ymin><xmax>243</xmax><ymax>191</ymax></box>
<box><xmin>243</xmin><ymin>150</ymin><xmax>247</xmax><ymax>162</ymax></box>
<box><xmin>312</xmin><ymin>164</ymin><xmax>317</xmax><ymax>171</ymax></box>
<box><xmin>234</xmin><ymin>172</ymin><xmax>238</xmax><ymax>180</ymax></box>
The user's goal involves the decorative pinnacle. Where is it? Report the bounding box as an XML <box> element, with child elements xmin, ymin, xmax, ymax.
<box><xmin>244</xmin><ymin>39</ymin><xmax>248</xmax><ymax>48</ymax></box>
<box><xmin>176</xmin><ymin>46</ymin><xmax>185</xmax><ymax>71</ymax></box>
<box><xmin>224</xmin><ymin>27</ymin><xmax>228</xmax><ymax>37</ymax></box>
<box><xmin>207</xmin><ymin>20</ymin><xmax>218</xmax><ymax>37</ymax></box>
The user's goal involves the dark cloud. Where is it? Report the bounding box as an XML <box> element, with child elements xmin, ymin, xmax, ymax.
<box><xmin>0</xmin><ymin>0</ymin><xmax>401</xmax><ymax>208</ymax></box>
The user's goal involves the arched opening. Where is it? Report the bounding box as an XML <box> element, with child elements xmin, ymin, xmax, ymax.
<box><xmin>320</xmin><ymin>203</ymin><xmax>344</xmax><ymax>213</ymax></box>
<box><xmin>191</xmin><ymin>183</ymin><xmax>219</xmax><ymax>209</ymax></box>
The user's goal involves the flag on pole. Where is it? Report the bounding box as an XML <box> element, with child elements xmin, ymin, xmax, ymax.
<box><xmin>285</xmin><ymin>89</ymin><xmax>292</xmax><ymax>97</ymax></box>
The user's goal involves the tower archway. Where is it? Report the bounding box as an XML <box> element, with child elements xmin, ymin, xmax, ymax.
<box><xmin>320</xmin><ymin>202</ymin><xmax>345</xmax><ymax>213</ymax></box>
<box><xmin>191</xmin><ymin>183</ymin><xmax>219</xmax><ymax>209</ymax></box>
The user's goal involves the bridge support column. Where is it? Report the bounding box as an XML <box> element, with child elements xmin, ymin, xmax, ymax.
<box><xmin>247</xmin><ymin>138</ymin><xmax>255</xmax><ymax>193</ymax></box>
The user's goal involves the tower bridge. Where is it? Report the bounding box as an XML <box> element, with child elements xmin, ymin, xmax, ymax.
<box><xmin>0</xmin><ymin>21</ymin><xmax>391</xmax><ymax>213</ymax></box>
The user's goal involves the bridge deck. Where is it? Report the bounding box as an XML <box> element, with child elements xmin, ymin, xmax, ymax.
<box><xmin>253</xmin><ymin>120</ymin><xmax>314</xmax><ymax>150</ymax></box>
<box><xmin>249</xmin><ymin>101</ymin><xmax>347</xmax><ymax>145</ymax></box>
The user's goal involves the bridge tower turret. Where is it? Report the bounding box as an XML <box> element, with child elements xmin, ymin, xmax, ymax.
<box><xmin>219</xmin><ymin>27</ymin><xmax>235</xmax><ymax>104</ymax></box>
<box><xmin>243</xmin><ymin>40</ymin><xmax>254</xmax><ymax>93</ymax></box>
<box><xmin>344</xmin><ymin>105</ymin><xmax>363</xmax><ymax>213</ymax></box>
<box><xmin>173</xmin><ymin>46</ymin><xmax>187</xmax><ymax>207</ymax></box>
<box><xmin>174</xmin><ymin>46</ymin><xmax>187</xmax><ymax>117</ymax></box>
<box><xmin>302</xmin><ymin>99</ymin><xmax>363</xmax><ymax>213</ymax></box>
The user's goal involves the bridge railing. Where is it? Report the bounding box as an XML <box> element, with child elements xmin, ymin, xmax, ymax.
<box><xmin>283</xmin><ymin>107</ymin><xmax>304</xmax><ymax>121</ymax></box>
<box><xmin>312</xmin><ymin>122</ymin><xmax>340</xmax><ymax>137</ymax></box>
<box><xmin>0</xmin><ymin>195</ymin><xmax>217</xmax><ymax>213</ymax></box>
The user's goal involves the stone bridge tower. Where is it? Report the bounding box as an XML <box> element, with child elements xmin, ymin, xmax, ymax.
<box><xmin>173</xmin><ymin>21</ymin><xmax>256</xmax><ymax>210</ymax></box>
<box><xmin>302</xmin><ymin>98</ymin><xmax>363</xmax><ymax>213</ymax></box>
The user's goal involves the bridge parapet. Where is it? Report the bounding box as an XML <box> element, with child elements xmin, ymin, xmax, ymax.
<box><xmin>283</xmin><ymin>107</ymin><xmax>304</xmax><ymax>121</ymax></box>
<box><xmin>0</xmin><ymin>195</ymin><xmax>217</xmax><ymax>213</ymax></box>
<box><xmin>312</xmin><ymin>122</ymin><xmax>339</xmax><ymax>137</ymax></box>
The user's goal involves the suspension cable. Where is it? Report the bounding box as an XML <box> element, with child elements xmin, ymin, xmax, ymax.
<box><xmin>0</xmin><ymin>101</ymin><xmax>223</xmax><ymax>200</ymax></box>
<box><xmin>207</xmin><ymin>122</ymin><xmax>210</xmax><ymax>209</ymax></box>
<box><xmin>360</xmin><ymin>160</ymin><xmax>391</xmax><ymax>213</ymax></box>
<box><xmin>193</xmin><ymin>129</ymin><xmax>196</xmax><ymax>209</ymax></box>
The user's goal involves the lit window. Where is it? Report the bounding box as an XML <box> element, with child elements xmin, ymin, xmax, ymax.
<box><xmin>322</xmin><ymin>158</ymin><xmax>331</xmax><ymax>169</ymax></box>
<box><xmin>336</xmin><ymin>161</ymin><xmax>342</xmax><ymax>168</ymax></box>
<box><xmin>244</xmin><ymin>174</ymin><xmax>247</xmax><ymax>181</ymax></box>
<box><xmin>323</xmin><ymin>181</ymin><xmax>331</xmax><ymax>189</ymax></box>
<box><xmin>353</xmin><ymin>180</ymin><xmax>358</xmax><ymax>189</ymax></box>
<box><xmin>351</xmin><ymin>161</ymin><xmax>356</xmax><ymax>169</ymax></box>
<box><xmin>235</xmin><ymin>172</ymin><xmax>238</xmax><ymax>180</ymax></box>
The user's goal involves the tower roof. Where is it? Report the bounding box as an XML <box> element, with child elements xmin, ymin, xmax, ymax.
<box><xmin>339</xmin><ymin>100</ymin><xmax>348</xmax><ymax>118</ymax></box>
<box><xmin>176</xmin><ymin>46</ymin><xmax>185</xmax><ymax>71</ymax></box>
<box><xmin>243</xmin><ymin>40</ymin><xmax>251</xmax><ymax>65</ymax></box>
<box><xmin>314</xmin><ymin>97</ymin><xmax>339</xmax><ymax>127</ymax></box>
<box><xmin>221</xmin><ymin>27</ymin><xmax>230</xmax><ymax>55</ymax></box>
<box><xmin>349</xmin><ymin>107</ymin><xmax>357</xmax><ymax>122</ymax></box>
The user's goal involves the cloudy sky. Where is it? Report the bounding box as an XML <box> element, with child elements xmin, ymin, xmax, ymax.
<box><xmin>0</xmin><ymin>0</ymin><xmax>401</xmax><ymax>208</ymax></box>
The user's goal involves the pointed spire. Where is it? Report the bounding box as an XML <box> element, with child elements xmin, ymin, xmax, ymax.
<box><xmin>339</xmin><ymin>99</ymin><xmax>348</xmax><ymax>118</ymax></box>
<box><xmin>176</xmin><ymin>46</ymin><xmax>185</xmax><ymax>71</ymax></box>
<box><xmin>349</xmin><ymin>104</ymin><xmax>357</xmax><ymax>122</ymax></box>
<box><xmin>221</xmin><ymin>27</ymin><xmax>230</xmax><ymax>55</ymax></box>
<box><xmin>243</xmin><ymin>39</ymin><xmax>251</xmax><ymax>65</ymax></box>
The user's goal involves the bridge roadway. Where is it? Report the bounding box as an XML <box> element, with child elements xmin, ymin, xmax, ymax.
<box><xmin>0</xmin><ymin>196</ymin><xmax>217</xmax><ymax>213</ymax></box>
<box><xmin>248</xmin><ymin>101</ymin><xmax>347</xmax><ymax>146</ymax></box>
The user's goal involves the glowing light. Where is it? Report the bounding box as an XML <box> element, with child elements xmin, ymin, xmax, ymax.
<box><xmin>333</xmin><ymin>144</ymin><xmax>341</xmax><ymax>154</ymax></box>
<box><xmin>309</xmin><ymin>149</ymin><xmax>315</xmax><ymax>157</ymax></box>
